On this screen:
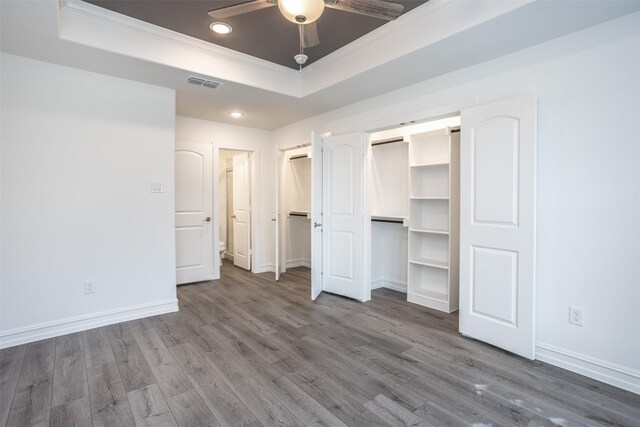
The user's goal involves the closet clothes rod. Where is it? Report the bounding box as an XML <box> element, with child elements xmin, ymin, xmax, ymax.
<box><xmin>289</xmin><ymin>154</ymin><xmax>310</xmax><ymax>161</ymax></box>
<box><xmin>371</xmin><ymin>218</ymin><xmax>404</xmax><ymax>224</ymax></box>
<box><xmin>289</xmin><ymin>213</ymin><xmax>309</xmax><ymax>217</ymax></box>
<box><xmin>371</xmin><ymin>137</ymin><xmax>404</xmax><ymax>147</ymax></box>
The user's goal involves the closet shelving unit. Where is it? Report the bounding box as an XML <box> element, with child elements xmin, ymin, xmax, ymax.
<box><xmin>407</xmin><ymin>127</ymin><xmax>460</xmax><ymax>312</ymax></box>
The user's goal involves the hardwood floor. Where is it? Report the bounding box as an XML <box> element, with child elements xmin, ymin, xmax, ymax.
<box><xmin>1</xmin><ymin>261</ymin><xmax>639</xmax><ymax>426</ymax></box>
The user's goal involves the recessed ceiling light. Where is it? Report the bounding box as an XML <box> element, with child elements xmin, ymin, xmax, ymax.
<box><xmin>210</xmin><ymin>22</ymin><xmax>232</xmax><ymax>34</ymax></box>
<box><xmin>229</xmin><ymin>112</ymin><xmax>244</xmax><ymax>118</ymax></box>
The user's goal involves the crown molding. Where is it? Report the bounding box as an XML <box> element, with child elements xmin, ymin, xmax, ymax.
<box><xmin>299</xmin><ymin>0</ymin><xmax>532</xmax><ymax>96</ymax></box>
<box><xmin>58</xmin><ymin>0</ymin><xmax>302</xmax><ymax>96</ymax></box>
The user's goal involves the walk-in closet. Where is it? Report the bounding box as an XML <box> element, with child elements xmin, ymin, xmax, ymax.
<box><xmin>278</xmin><ymin>146</ymin><xmax>312</xmax><ymax>273</ymax></box>
<box><xmin>368</xmin><ymin>116</ymin><xmax>461</xmax><ymax>312</ymax></box>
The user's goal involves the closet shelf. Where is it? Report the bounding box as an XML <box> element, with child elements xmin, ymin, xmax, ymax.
<box><xmin>410</xmin><ymin>162</ymin><xmax>450</xmax><ymax>169</ymax></box>
<box><xmin>409</xmin><ymin>258</ymin><xmax>449</xmax><ymax>270</ymax></box>
<box><xmin>409</xmin><ymin>289</ymin><xmax>448</xmax><ymax>303</ymax></box>
<box><xmin>410</xmin><ymin>197</ymin><xmax>449</xmax><ymax>201</ymax></box>
<box><xmin>409</xmin><ymin>228</ymin><xmax>449</xmax><ymax>235</ymax></box>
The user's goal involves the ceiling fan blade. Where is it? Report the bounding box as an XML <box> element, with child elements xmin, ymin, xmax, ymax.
<box><xmin>208</xmin><ymin>0</ymin><xmax>277</xmax><ymax>20</ymax></box>
<box><xmin>325</xmin><ymin>0</ymin><xmax>404</xmax><ymax>21</ymax></box>
<box><xmin>300</xmin><ymin>22</ymin><xmax>320</xmax><ymax>48</ymax></box>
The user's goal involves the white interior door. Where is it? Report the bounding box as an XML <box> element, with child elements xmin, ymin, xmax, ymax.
<box><xmin>232</xmin><ymin>152</ymin><xmax>251</xmax><ymax>270</ymax></box>
<box><xmin>175</xmin><ymin>141</ymin><xmax>214</xmax><ymax>285</ymax></box>
<box><xmin>321</xmin><ymin>132</ymin><xmax>366</xmax><ymax>301</ymax></box>
<box><xmin>460</xmin><ymin>94</ymin><xmax>537</xmax><ymax>359</ymax></box>
<box><xmin>310</xmin><ymin>132</ymin><xmax>323</xmax><ymax>300</ymax></box>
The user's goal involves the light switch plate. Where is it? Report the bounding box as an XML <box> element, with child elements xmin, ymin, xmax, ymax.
<box><xmin>150</xmin><ymin>181</ymin><xmax>164</xmax><ymax>193</ymax></box>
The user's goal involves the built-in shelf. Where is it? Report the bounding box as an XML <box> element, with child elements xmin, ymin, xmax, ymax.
<box><xmin>409</xmin><ymin>258</ymin><xmax>449</xmax><ymax>269</ymax></box>
<box><xmin>407</xmin><ymin>127</ymin><xmax>460</xmax><ymax>313</ymax></box>
<box><xmin>409</xmin><ymin>162</ymin><xmax>450</xmax><ymax>169</ymax></box>
<box><xmin>410</xmin><ymin>228</ymin><xmax>449</xmax><ymax>235</ymax></box>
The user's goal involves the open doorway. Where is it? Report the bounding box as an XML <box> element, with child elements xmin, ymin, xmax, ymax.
<box><xmin>218</xmin><ymin>149</ymin><xmax>252</xmax><ymax>274</ymax></box>
<box><xmin>367</xmin><ymin>116</ymin><xmax>461</xmax><ymax>309</ymax></box>
<box><xmin>276</xmin><ymin>145</ymin><xmax>312</xmax><ymax>283</ymax></box>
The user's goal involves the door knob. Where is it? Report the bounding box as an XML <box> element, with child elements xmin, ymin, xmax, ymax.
<box><xmin>314</xmin><ymin>222</ymin><xmax>322</xmax><ymax>228</ymax></box>
<box><xmin>232</xmin><ymin>215</ymin><xmax>237</xmax><ymax>219</ymax></box>
<box><xmin>204</xmin><ymin>217</ymin><xmax>211</xmax><ymax>222</ymax></box>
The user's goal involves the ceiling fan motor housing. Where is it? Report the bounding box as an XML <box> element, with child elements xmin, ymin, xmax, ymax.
<box><xmin>278</xmin><ymin>0</ymin><xmax>325</xmax><ymax>24</ymax></box>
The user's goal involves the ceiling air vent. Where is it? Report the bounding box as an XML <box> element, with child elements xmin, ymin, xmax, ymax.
<box><xmin>187</xmin><ymin>76</ymin><xmax>223</xmax><ymax>90</ymax></box>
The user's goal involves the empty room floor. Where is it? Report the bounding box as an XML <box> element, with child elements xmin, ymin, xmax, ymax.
<box><xmin>1</xmin><ymin>262</ymin><xmax>639</xmax><ymax>426</ymax></box>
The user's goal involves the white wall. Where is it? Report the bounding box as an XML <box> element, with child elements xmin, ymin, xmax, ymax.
<box><xmin>175</xmin><ymin>116</ymin><xmax>275</xmax><ymax>274</ymax></box>
<box><xmin>0</xmin><ymin>53</ymin><xmax>178</xmax><ymax>347</ymax></box>
<box><xmin>272</xmin><ymin>12</ymin><xmax>640</xmax><ymax>393</ymax></box>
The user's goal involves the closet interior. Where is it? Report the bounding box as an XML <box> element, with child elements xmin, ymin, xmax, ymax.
<box><xmin>279</xmin><ymin>146</ymin><xmax>312</xmax><ymax>272</ymax></box>
<box><xmin>219</xmin><ymin>149</ymin><xmax>236</xmax><ymax>262</ymax></box>
<box><xmin>369</xmin><ymin>116</ymin><xmax>461</xmax><ymax>312</ymax></box>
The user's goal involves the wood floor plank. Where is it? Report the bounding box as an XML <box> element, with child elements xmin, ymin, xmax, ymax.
<box><xmin>0</xmin><ymin>345</ymin><xmax>26</xmax><ymax>427</ymax></box>
<box><xmin>5</xmin><ymin>339</ymin><xmax>55</xmax><ymax>427</ymax></box>
<box><xmin>286</xmin><ymin>369</ymin><xmax>392</xmax><ymax>426</ymax></box>
<box><xmin>83</xmin><ymin>328</ymin><xmax>135</xmax><ymax>427</ymax></box>
<box><xmin>130</xmin><ymin>324</ymin><xmax>193</xmax><ymax>399</ymax></box>
<box><xmin>50</xmin><ymin>397</ymin><xmax>92</xmax><ymax>427</ymax></box>
<box><xmin>52</xmin><ymin>332</ymin><xmax>88</xmax><ymax>407</ymax></box>
<box><xmin>127</xmin><ymin>384</ymin><xmax>177</xmax><ymax>427</ymax></box>
<box><xmin>169</xmin><ymin>342</ymin><xmax>259</xmax><ymax>427</ymax></box>
<box><xmin>363</xmin><ymin>394</ymin><xmax>432</xmax><ymax>427</ymax></box>
<box><xmin>265</xmin><ymin>375</ymin><xmax>349</xmax><ymax>427</ymax></box>
<box><xmin>105</xmin><ymin>323</ymin><xmax>156</xmax><ymax>393</ymax></box>
<box><xmin>166</xmin><ymin>389</ymin><xmax>220</xmax><ymax>427</ymax></box>
<box><xmin>202</xmin><ymin>350</ymin><xmax>301</xmax><ymax>426</ymax></box>
<box><xmin>2</xmin><ymin>261</ymin><xmax>639</xmax><ymax>426</ymax></box>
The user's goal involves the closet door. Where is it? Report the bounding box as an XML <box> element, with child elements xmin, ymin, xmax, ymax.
<box><xmin>460</xmin><ymin>94</ymin><xmax>537</xmax><ymax>359</ymax></box>
<box><xmin>310</xmin><ymin>132</ymin><xmax>323</xmax><ymax>300</ymax></box>
<box><xmin>232</xmin><ymin>152</ymin><xmax>251</xmax><ymax>271</ymax></box>
<box><xmin>321</xmin><ymin>132</ymin><xmax>366</xmax><ymax>301</ymax></box>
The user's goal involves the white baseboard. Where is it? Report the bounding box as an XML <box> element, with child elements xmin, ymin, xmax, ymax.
<box><xmin>0</xmin><ymin>298</ymin><xmax>179</xmax><ymax>349</ymax></box>
<box><xmin>286</xmin><ymin>259</ymin><xmax>311</xmax><ymax>268</ymax></box>
<box><xmin>256</xmin><ymin>263</ymin><xmax>275</xmax><ymax>273</ymax></box>
<box><xmin>372</xmin><ymin>279</ymin><xmax>407</xmax><ymax>293</ymax></box>
<box><xmin>536</xmin><ymin>342</ymin><xmax>640</xmax><ymax>395</ymax></box>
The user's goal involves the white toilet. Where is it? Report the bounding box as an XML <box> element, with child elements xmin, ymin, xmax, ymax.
<box><xmin>219</xmin><ymin>241</ymin><xmax>226</xmax><ymax>262</ymax></box>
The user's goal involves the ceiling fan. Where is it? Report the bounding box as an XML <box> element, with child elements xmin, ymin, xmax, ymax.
<box><xmin>208</xmin><ymin>0</ymin><xmax>404</xmax><ymax>66</ymax></box>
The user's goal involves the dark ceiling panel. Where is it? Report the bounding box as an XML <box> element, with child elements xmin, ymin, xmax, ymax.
<box><xmin>83</xmin><ymin>0</ymin><xmax>428</xmax><ymax>69</ymax></box>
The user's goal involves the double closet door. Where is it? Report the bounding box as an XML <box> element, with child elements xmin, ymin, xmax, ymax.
<box><xmin>309</xmin><ymin>94</ymin><xmax>537</xmax><ymax>359</ymax></box>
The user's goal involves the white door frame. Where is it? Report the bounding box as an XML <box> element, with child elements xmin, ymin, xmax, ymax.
<box><xmin>212</xmin><ymin>146</ymin><xmax>259</xmax><ymax>279</ymax></box>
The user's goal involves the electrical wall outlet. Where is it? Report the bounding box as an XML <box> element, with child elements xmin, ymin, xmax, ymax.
<box><xmin>84</xmin><ymin>280</ymin><xmax>96</xmax><ymax>295</ymax></box>
<box><xmin>569</xmin><ymin>306</ymin><xmax>584</xmax><ymax>326</ymax></box>
<box><xmin>150</xmin><ymin>181</ymin><xmax>164</xmax><ymax>193</ymax></box>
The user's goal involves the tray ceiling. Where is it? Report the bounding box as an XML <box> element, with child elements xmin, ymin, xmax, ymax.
<box><xmin>83</xmin><ymin>0</ymin><xmax>428</xmax><ymax>69</ymax></box>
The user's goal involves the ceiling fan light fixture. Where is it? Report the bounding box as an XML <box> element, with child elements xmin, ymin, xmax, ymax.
<box><xmin>278</xmin><ymin>0</ymin><xmax>325</xmax><ymax>24</ymax></box>
<box><xmin>210</xmin><ymin>22</ymin><xmax>232</xmax><ymax>34</ymax></box>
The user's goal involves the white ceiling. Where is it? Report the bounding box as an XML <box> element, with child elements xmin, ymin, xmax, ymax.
<box><xmin>2</xmin><ymin>0</ymin><xmax>639</xmax><ymax>130</ymax></box>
